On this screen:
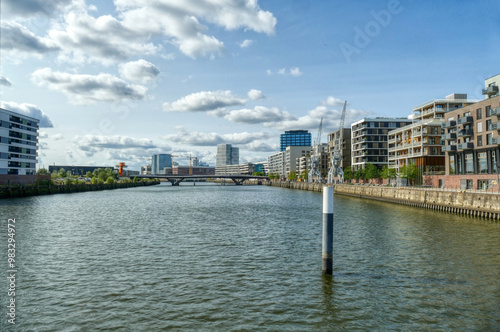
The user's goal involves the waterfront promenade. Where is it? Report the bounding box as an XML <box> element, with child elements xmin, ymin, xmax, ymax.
<box><xmin>265</xmin><ymin>181</ymin><xmax>500</xmax><ymax>220</ymax></box>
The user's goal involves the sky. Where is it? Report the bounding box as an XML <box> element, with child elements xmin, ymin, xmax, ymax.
<box><xmin>1</xmin><ymin>0</ymin><xmax>499</xmax><ymax>170</ymax></box>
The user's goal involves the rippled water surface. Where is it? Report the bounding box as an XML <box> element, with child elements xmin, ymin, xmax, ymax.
<box><xmin>1</xmin><ymin>183</ymin><xmax>500</xmax><ymax>330</ymax></box>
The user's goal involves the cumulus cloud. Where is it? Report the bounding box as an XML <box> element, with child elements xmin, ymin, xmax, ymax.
<box><xmin>270</xmin><ymin>97</ymin><xmax>372</xmax><ymax>131</ymax></box>
<box><xmin>74</xmin><ymin>134</ymin><xmax>169</xmax><ymax>158</ymax></box>
<box><xmin>290</xmin><ymin>67</ymin><xmax>303</xmax><ymax>76</ymax></box>
<box><xmin>222</xmin><ymin>106</ymin><xmax>294</xmax><ymax>124</ymax></box>
<box><xmin>0</xmin><ymin>101</ymin><xmax>54</xmax><ymax>127</ymax></box>
<box><xmin>239</xmin><ymin>39</ymin><xmax>254</xmax><ymax>48</ymax></box>
<box><xmin>0</xmin><ymin>76</ymin><xmax>12</xmax><ymax>87</ymax></box>
<box><xmin>118</xmin><ymin>59</ymin><xmax>160</xmax><ymax>84</ymax></box>
<box><xmin>247</xmin><ymin>89</ymin><xmax>264</xmax><ymax>100</ymax></box>
<box><xmin>163</xmin><ymin>90</ymin><xmax>246</xmax><ymax>112</ymax></box>
<box><xmin>163</xmin><ymin>127</ymin><xmax>272</xmax><ymax>146</ymax></box>
<box><xmin>1</xmin><ymin>22</ymin><xmax>60</xmax><ymax>57</ymax></box>
<box><xmin>31</xmin><ymin>67</ymin><xmax>148</xmax><ymax>105</ymax></box>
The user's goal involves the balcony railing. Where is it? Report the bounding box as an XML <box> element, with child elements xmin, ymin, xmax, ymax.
<box><xmin>457</xmin><ymin>129</ymin><xmax>474</xmax><ymax>138</ymax></box>
<box><xmin>482</xmin><ymin>85</ymin><xmax>499</xmax><ymax>96</ymax></box>
<box><xmin>491</xmin><ymin>106</ymin><xmax>500</xmax><ymax>117</ymax></box>
<box><xmin>443</xmin><ymin>133</ymin><xmax>457</xmax><ymax>140</ymax></box>
<box><xmin>457</xmin><ymin>142</ymin><xmax>474</xmax><ymax>150</ymax></box>
<box><xmin>443</xmin><ymin>145</ymin><xmax>457</xmax><ymax>152</ymax></box>
<box><xmin>442</xmin><ymin>120</ymin><xmax>456</xmax><ymax>128</ymax></box>
<box><xmin>492</xmin><ymin>137</ymin><xmax>499</xmax><ymax>145</ymax></box>
<box><xmin>493</xmin><ymin>122</ymin><xmax>500</xmax><ymax>131</ymax></box>
<box><xmin>457</xmin><ymin>116</ymin><xmax>473</xmax><ymax>125</ymax></box>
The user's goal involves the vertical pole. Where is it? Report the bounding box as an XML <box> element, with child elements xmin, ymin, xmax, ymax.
<box><xmin>322</xmin><ymin>186</ymin><xmax>334</xmax><ymax>275</ymax></box>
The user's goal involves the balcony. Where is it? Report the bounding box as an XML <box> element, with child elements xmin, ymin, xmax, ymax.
<box><xmin>493</xmin><ymin>122</ymin><xmax>500</xmax><ymax>131</ymax></box>
<box><xmin>491</xmin><ymin>107</ymin><xmax>500</xmax><ymax>117</ymax></box>
<box><xmin>492</xmin><ymin>137</ymin><xmax>499</xmax><ymax>145</ymax></box>
<box><xmin>482</xmin><ymin>85</ymin><xmax>499</xmax><ymax>97</ymax></box>
<box><xmin>457</xmin><ymin>129</ymin><xmax>474</xmax><ymax>138</ymax></box>
<box><xmin>443</xmin><ymin>133</ymin><xmax>457</xmax><ymax>140</ymax></box>
<box><xmin>457</xmin><ymin>116</ymin><xmax>473</xmax><ymax>125</ymax></box>
<box><xmin>457</xmin><ymin>142</ymin><xmax>474</xmax><ymax>150</ymax></box>
<box><xmin>443</xmin><ymin>145</ymin><xmax>457</xmax><ymax>152</ymax></box>
<box><xmin>442</xmin><ymin>120</ymin><xmax>456</xmax><ymax>128</ymax></box>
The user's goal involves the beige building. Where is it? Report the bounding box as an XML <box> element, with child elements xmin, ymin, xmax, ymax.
<box><xmin>388</xmin><ymin>94</ymin><xmax>476</xmax><ymax>184</ymax></box>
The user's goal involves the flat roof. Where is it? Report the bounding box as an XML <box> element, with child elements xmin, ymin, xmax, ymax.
<box><xmin>0</xmin><ymin>107</ymin><xmax>40</xmax><ymax>123</ymax></box>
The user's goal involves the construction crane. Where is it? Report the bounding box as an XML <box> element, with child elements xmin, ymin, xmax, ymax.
<box><xmin>328</xmin><ymin>100</ymin><xmax>347</xmax><ymax>184</ymax></box>
<box><xmin>171</xmin><ymin>154</ymin><xmax>195</xmax><ymax>175</ymax></box>
<box><xmin>308</xmin><ymin>117</ymin><xmax>323</xmax><ymax>183</ymax></box>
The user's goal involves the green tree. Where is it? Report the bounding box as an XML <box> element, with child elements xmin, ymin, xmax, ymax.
<box><xmin>288</xmin><ymin>170</ymin><xmax>297</xmax><ymax>181</ymax></box>
<box><xmin>58</xmin><ymin>168</ymin><xmax>67</xmax><ymax>178</ymax></box>
<box><xmin>400</xmin><ymin>163</ymin><xmax>418</xmax><ymax>186</ymax></box>
<box><xmin>64</xmin><ymin>177</ymin><xmax>73</xmax><ymax>185</ymax></box>
<box><xmin>105</xmin><ymin>176</ymin><xmax>116</xmax><ymax>184</ymax></box>
<box><xmin>36</xmin><ymin>168</ymin><xmax>48</xmax><ymax>175</ymax></box>
<box><xmin>299</xmin><ymin>170</ymin><xmax>308</xmax><ymax>181</ymax></box>
<box><xmin>354</xmin><ymin>168</ymin><xmax>365</xmax><ymax>180</ymax></box>
<box><xmin>343</xmin><ymin>166</ymin><xmax>353</xmax><ymax>181</ymax></box>
<box><xmin>381</xmin><ymin>166</ymin><xmax>397</xmax><ymax>181</ymax></box>
<box><xmin>85</xmin><ymin>171</ymin><xmax>93</xmax><ymax>178</ymax></box>
<box><xmin>365</xmin><ymin>163</ymin><xmax>380</xmax><ymax>180</ymax></box>
<box><xmin>252</xmin><ymin>172</ymin><xmax>265</xmax><ymax>176</ymax></box>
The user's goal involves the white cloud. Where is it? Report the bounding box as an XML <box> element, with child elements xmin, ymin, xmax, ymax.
<box><xmin>118</xmin><ymin>59</ymin><xmax>160</xmax><ymax>84</ymax></box>
<box><xmin>290</xmin><ymin>67</ymin><xmax>303</xmax><ymax>76</ymax></box>
<box><xmin>1</xmin><ymin>22</ymin><xmax>60</xmax><ymax>58</ymax></box>
<box><xmin>163</xmin><ymin>90</ymin><xmax>246</xmax><ymax>112</ymax></box>
<box><xmin>164</xmin><ymin>127</ymin><xmax>272</xmax><ymax>146</ymax></box>
<box><xmin>0</xmin><ymin>101</ymin><xmax>54</xmax><ymax>127</ymax></box>
<box><xmin>239</xmin><ymin>39</ymin><xmax>254</xmax><ymax>48</ymax></box>
<box><xmin>247</xmin><ymin>89</ymin><xmax>264</xmax><ymax>100</ymax></box>
<box><xmin>222</xmin><ymin>106</ymin><xmax>294</xmax><ymax>124</ymax></box>
<box><xmin>0</xmin><ymin>76</ymin><xmax>12</xmax><ymax>87</ymax></box>
<box><xmin>31</xmin><ymin>67</ymin><xmax>148</xmax><ymax>105</ymax></box>
<box><xmin>278</xmin><ymin>68</ymin><xmax>286</xmax><ymax>75</ymax></box>
<box><xmin>266</xmin><ymin>69</ymin><xmax>273</xmax><ymax>76</ymax></box>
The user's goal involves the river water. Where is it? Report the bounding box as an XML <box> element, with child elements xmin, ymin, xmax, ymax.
<box><xmin>1</xmin><ymin>183</ymin><xmax>500</xmax><ymax>331</ymax></box>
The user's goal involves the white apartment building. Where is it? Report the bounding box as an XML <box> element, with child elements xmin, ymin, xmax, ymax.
<box><xmin>0</xmin><ymin>107</ymin><xmax>39</xmax><ymax>176</ymax></box>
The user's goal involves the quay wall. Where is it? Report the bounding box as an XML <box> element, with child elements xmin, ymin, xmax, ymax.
<box><xmin>0</xmin><ymin>181</ymin><xmax>160</xmax><ymax>199</ymax></box>
<box><xmin>265</xmin><ymin>181</ymin><xmax>500</xmax><ymax>220</ymax></box>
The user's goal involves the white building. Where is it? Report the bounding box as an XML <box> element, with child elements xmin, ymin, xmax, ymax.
<box><xmin>268</xmin><ymin>151</ymin><xmax>285</xmax><ymax>178</ymax></box>
<box><xmin>0</xmin><ymin>108</ymin><xmax>39</xmax><ymax>176</ymax></box>
<box><xmin>216</xmin><ymin>144</ymin><xmax>239</xmax><ymax>167</ymax></box>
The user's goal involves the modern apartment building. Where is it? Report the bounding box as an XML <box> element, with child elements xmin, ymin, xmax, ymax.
<box><xmin>388</xmin><ymin>94</ymin><xmax>476</xmax><ymax>184</ymax></box>
<box><xmin>284</xmin><ymin>145</ymin><xmax>312</xmax><ymax>178</ymax></box>
<box><xmin>436</xmin><ymin>80</ymin><xmax>500</xmax><ymax>190</ymax></box>
<box><xmin>0</xmin><ymin>107</ymin><xmax>39</xmax><ymax>180</ymax></box>
<box><xmin>280</xmin><ymin>130</ymin><xmax>311</xmax><ymax>151</ymax></box>
<box><xmin>151</xmin><ymin>154</ymin><xmax>172</xmax><ymax>175</ymax></box>
<box><xmin>216</xmin><ymin>144</ymin><xmax>239</xmax><ymax>166</ymax></box>
<box><xmin>351</xmin><ymin>118</ymin><xmax>412</xmax><ymax>172</ymax></box>
<box><xmin>327</xmin><ymin>128</ymin><xmax>351</xmax><ymax>172</ymax></box>
<box><xmin>268</xmin><ymin>151</ymin><xmax>285</xmax><ymax>178</ymax></box>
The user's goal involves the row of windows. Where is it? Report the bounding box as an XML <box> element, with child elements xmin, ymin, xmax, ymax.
<box><xmin>9</xmin><ymin>115</ymin><xmax>37</xmax><ymax>128</ymax></box>
<box><xmin>0</xmin><ymin>137</ymin><xmax>37</xmax><ymax>146</ymax></box>
<box><xmin>0</xmin><ymin>153</ymin><xmax>36</xmax><ymax>160</ymax></box>
<box><xmin>476</xmin><ymin>105</ymin><xmax>498</xmax><ymax>119</ymax></box>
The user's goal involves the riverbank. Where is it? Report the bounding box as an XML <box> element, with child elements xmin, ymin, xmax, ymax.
<box><xmin>0</xmin><ymin>180</ymin><xmax>160</xmax><ymax>199</ymax></box>
<box><xmin>265</xmin><ymin>181</ymin><xmax>500</xmax><ymax>220</ymax></box>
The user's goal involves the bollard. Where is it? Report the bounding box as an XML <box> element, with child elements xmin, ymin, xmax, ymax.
<box><xmin>322</xmin><ymin>186</ymin><xmax>334</xmax><ymax>275</ymax></box>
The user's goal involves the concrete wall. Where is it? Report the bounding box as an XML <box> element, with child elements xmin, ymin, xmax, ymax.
<box><xmin>265</xmin><ymin>181</ymin><xmax>500</xmax><ymax>220</ymax></box>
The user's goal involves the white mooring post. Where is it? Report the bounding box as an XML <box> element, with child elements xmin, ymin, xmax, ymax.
<box><xmin>322</xmin><ymin>186</ymin><xmax>334</xmax><ymax>275</ymax></box>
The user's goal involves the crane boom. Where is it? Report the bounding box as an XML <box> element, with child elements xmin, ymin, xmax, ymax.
<box><xmin>328</xmin><ymin>100</ymin><xmax>347</xmax><ymax>184</ymax></box>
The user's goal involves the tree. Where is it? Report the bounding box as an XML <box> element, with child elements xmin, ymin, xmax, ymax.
<box><xmin>354</xmin><ymin>168</ymin><xmax>365</xmax><ymax>180</ymax></box>
<box><xmin>400</xmin><ymin>163</ymin><xmax>418</xmax><ymax>186</ymax></box>
<box><xmin>381</xmin><ymin>166</ymin><xmax>397</xmax><ymax>182</ymax></box>
<box><xmin>288</xmin><ymin>170</ymin><xmax>297</xmax><ymax>181</ymax></box>
<box><xmin>85</xmin><ymin>171</ymin><xmax>93</xmax><ymax>178</ymax></box>
<box><xmin>37</xmin><ymin>168</ymin><xmax>48</xmax><ymax>175</ymax></box>
<box><xmin>58</xmin><ymin>168</ymin><xmax>67</xmax><ymax>178</ymax></box>
<box><xmin>105</xmin><ymin>176</ymin><xmax>116</xmax><ymax>184</ymax></box>
<box><xmin>253</xmin><ymin>172</ymin><xmax>265</xmax><ymax>176</ymax></box>
<box><xmin>299</xmin><ymin>170</ymin><xmax>308</xmax><ymax>181</ymax></box>
<box><xmin>344</xmin><ymin>166</ymin><xmax>353</xmax><ymax>181</ymax></box>
<box><xmin>364</xmin><ymin>163</ymin><xmax>380</xmax><ymax>180</ymax></box>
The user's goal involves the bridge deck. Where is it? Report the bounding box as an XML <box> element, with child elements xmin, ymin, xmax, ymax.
<box><xmin>132</xmin><ymin>174</ymin><xmax>268</xmax><ymax>185</ymax></box>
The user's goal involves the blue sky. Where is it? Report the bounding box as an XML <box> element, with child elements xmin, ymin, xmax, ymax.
<box><xmin>1</xmin><ymin>0</ymin><xmax>499</xmax><ymax>169</ymax></box>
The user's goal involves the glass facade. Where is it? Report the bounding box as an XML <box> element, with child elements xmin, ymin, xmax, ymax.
<box><xmin>280</xmin><ymin>130</ymin><xmax>311</xmax><ymax>151</ymax></box>
<box><xmin>151</xmin><ymin>154</ymin><xmax>172</xmax><ymax>174</ymax></box>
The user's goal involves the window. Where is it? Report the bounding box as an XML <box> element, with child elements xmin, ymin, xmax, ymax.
<box><xmin>477</xmin><ymin>135</ymin><xmax>483</xmax><ymax>147</ymax></box>
<box><xmin>477</xmin><ymin>122</ymin><xmax>483</xmax><ymax>133</ymax></box>
<box><xmin>465</xmin><ymin>153</ymin><xmax>474</xmax><ymax>174</ymax></box>
<box><xmin>478</xmin><ymin>152</ymin><xmax>487</xmax><ymax>174</ymax></box>
<box><xmin>477</xmin><ymin>108</ymin><xmax>482</xmax><ymax>119</ymax></box>
<box><xmin>486</xmin><ymin>133</ymin><xmax>493</xmax><ymax>145</ymax></box>
<box><xmin>464</xmin><ymin>111</ymin><xmax>471</xmax><ymax>116</ymax></box>
<box><xmin>492</xmin><ymin>151</ymin><xmax>497</xmax><ymax>172</ymax></box>
<box><xmin>486</xmin><ymin>105</ymin><xmax>492</xmax><ymax>117</ymax></box>
<box><xmin>486</xmin><ymin>120</ymin><xmax>492</xmax><ymax>131</ymax></box>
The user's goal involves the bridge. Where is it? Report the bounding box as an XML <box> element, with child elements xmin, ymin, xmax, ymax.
<box><xmin>132</xmin><ymin>174</ymin><xmax>269</xmax><ymax>186</ymax></box>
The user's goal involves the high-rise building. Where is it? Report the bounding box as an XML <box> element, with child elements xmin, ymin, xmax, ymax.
<box><xmin>151</xmin><ymin>154</ymin><xmax>172</xmax><ymax>175</ymax></box>
<box><xmin>280</xmin><ymin>130</ymin><xmax>311</xmax><ymax>151</ymax></box>
<box><xmin>0</xmin><ymin>107</ymin><xmax>39</xmax><ymax>178</ymax></box>
<box><xmin>351</xmin><ymin>118</ymin><xmax>412</xmax><ymax>172</ymax></box>
<box><xmin>216</xmin><ymin>144</ymin><xmax>239</xmax><ymax>166</ymax></box>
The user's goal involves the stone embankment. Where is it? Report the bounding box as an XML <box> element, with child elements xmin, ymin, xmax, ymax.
<box><xmin>265</xmin><ymin>181</ymin><xmax>500</xmax><ymax>220</ymax></box>
<box><xmin>0</xmin><ymin>181</ymin><xmax>160</xmax><ymax>199</ymax></box>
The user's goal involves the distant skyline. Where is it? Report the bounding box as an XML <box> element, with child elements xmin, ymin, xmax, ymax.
<box><xmin>1</xmin><ymin>0</ymin><xmax>499</xmax><ymax>169</ymax></box>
